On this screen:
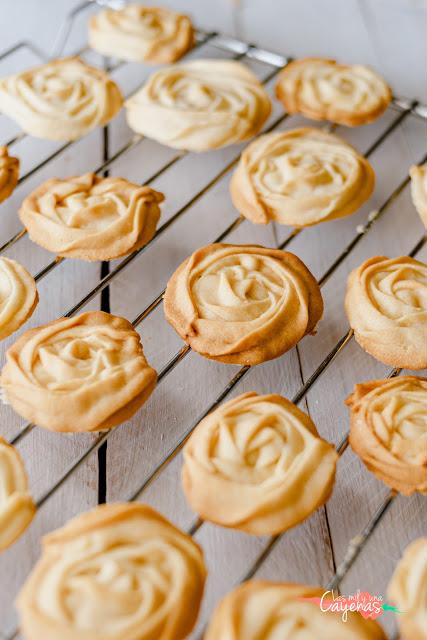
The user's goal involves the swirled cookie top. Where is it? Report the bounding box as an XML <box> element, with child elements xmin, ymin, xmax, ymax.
<box><xmin>164</xmin><ymin>243</ymin><xmax>323</xmax><ymax>365</ymax></box>
<box><xmin>89</xmin><ymin>4</ymin><xmax>194</xmax><ymax>63</ymax></box>
<box><xmin>1</xmin><ymin>311</ymin><xmax>157</xmax><ymax>432</ymax></box>
<box><xmin>125</xmin><ymin>60</ymin><xmax>271</xmax><ymax>151</ymax></box>
<box><xmin>345</xmin><ymin>255</ymin><xmax>427</xmax><ymax>369</ymax></box>
<box><xmin>17</xmin><ymin>503</ymin><xmax>206</xmax><ymax>640</ymax></box>
<box><xmin>20</xmin><ymin>173</ymin><xmax>164</xmax><ymax>261</ymax></box>
<box><xmin>347</xmin><ymin>376</ymin><xmax>427</xmax><ymax>494</ymax></box>
<box><xmin>276</xmin><ymin>57</ymin><xmax>391</xmax><ymax>126</ymax></box>
<box><xmin>183</xmin><ymin>391</ymin><xmax>337</xmax><ymax>534</ymax></box>
<box><xmin>0</xmin><ymin>57</ymin><xmax>123</xmax><ymax>140</ymax></box>
<box><xmin>231</xmin><ymin>128</ymin><xmax>375</xmax><ymax>226</ymax></box>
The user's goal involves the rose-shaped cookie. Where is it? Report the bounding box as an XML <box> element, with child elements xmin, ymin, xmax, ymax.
<box><xmin>347</xmin><ymin>376</ymin><xmax>427</xmax><ymax>495</ymax></box>
<box><xmin>230</xmin><ymin>128</ymin><xmax>375</xmax><ymax>227</ymax></box>
<box><xmin>0</xmin><ymin>146</ymin><xmax>19</xmax><ymax>203</ymax></box>
<box><xmin>0</xmin><ymin>436</ymin><xmax>35</xmax><ymax>551</ymax></box>
<box><xmin>0</xmin><ymin>57</ymin><xmax>123</xmax><ymax>141</ymax></box>
<box><xmin>19</xmin><ymin>173</ymin><xmax>164</xmax><ymax>261</ymax></box>
<box><xmin>410</xmin><ymin>164</ymin><xmax>427</xmax><ymax>230</ymax></box>
<box><xmin>89</xmin><ymin>4</ymin><xmax>194</xmax><ymax>63</ymax></box>
<box><xmin>0</xmin><ymin>257</ymin><xmax>38</xmax><ymax>340</ymax></box>
<box><xmin>276</xmin><ymin>57</ymin><xmax>391</xmax><ymax>126</ymax></box>
<box><xmin>17</xmin><ymin>503</ymin><xmax>207</xmax><ymax>640</ymax></box>
<box><xmin>345</xmin><ymin>255</ymin><xmax>427</xmax><ymax>369</ymax></box>
<box><xmin>205</xmin><ymin>581</ymin><xmax>387</xmax><ymax>639</ymax></box>
<box><xmin>164</xmin><ymin>243</ymin><xmax>323</xmax><ymax>365</ymax></box>
<box><xmin>182</xmin><ymin>391</ymin><xmax>337</xmax><ymax>534</ymax></box>
<box><xmin>0</xmin><ymin>311</ymin><xmax>157</xmax><ymax>433</ymax></box>
<box><xmin>125</xmin><ymin>60</ymin><xmax>272</xmax><ymax>151</ymax></box>
<box><xmin>388</xmin><ymin>538</ymin><xmax>427</xmax><ymax>640</ymax></box>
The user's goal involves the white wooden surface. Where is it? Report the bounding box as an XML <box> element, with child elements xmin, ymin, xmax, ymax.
<box><xmin>0</xmin><ymin>2</ymin><xmax>426</xmax><ymax>638</ymax></box>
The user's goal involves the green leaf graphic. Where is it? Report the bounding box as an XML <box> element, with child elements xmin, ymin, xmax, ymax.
<box><xmin>382</xmin><ymin>603</ymin><xmax>403</xmax><ymax>614</ymax></box>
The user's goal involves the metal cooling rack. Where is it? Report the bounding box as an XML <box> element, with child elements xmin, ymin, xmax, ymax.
<box><xmin>1</xmin><ymin>2</ymin><xmax>426</xmax><ymax>638</ymax></box>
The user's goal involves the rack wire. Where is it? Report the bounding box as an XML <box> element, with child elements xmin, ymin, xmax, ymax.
<box><xmin>1</xmin><ymin>2</ymin><xmax>426</xmax><ymax>638</ymax></box>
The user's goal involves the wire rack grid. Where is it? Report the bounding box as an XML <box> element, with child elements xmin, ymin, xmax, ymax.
<box><xmin>0</xmin><ymin>2</ymin><xmax>426</xmax><ymax>638</ymax></box>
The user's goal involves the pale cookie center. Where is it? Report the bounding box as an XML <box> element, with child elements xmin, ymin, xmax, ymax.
<box><xmin>370</xmin><ymin>388</ymin><xmax>427</xmax><ymax>465</ymax></box>
<box><xmin>209</xmin><ymin>409</ymin><xmax>306</xmax><ymax>484</ymax></box>
<box><xmin>31</xmin><ymin>333</ymin><xmax>125</xmax><ymax>389</ymax></box>
<box><xmin>304</xmin><ymin>67</ymin><xmax>372</xmax><ymax>110</ymax></box>
<box><xmin>153</xmin><ymin>71</ymin><xmax>252</xmax><ymax>114</ymax></box>
<box><xmin>158</xmin><ymin>75</ymin><xmax>229</xmax><ymax>111</ymax></box>
<box><xmin>38</xmin><ymin>543</ymin><xmax>178</xmax><ymax>632</ymax></box>
<box><xmin>99</xmin><ymin>7</ymin><xmax>178</xmax><ymax>41</ymax></box>
<box><xmin>122</xmin><ymin>11</ymin><xmax>163</xmax><ymax>37</ymax></box>
<box><xmin>254</xmin><ymin>146</ymin><xmax>351</xmax><ymax>197</ymax></box>
<box><xmin>17</xmin><ymin>69</ymin><xmax>97</xmax><ymax>117</ymax></box>
<box><xmin>368</xmin><ymin>266</ymin><xmax>427</xmax><ymax>322</ymax></box>
<box><xmin>192</xmin><ymin>255</ymin><xmax>285</xmax><ymax>322</ymax></box>
<box><xmin>52</xmin><ymin>191</ymin><xmax>128</xmax><ymax>230</ymax></box>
